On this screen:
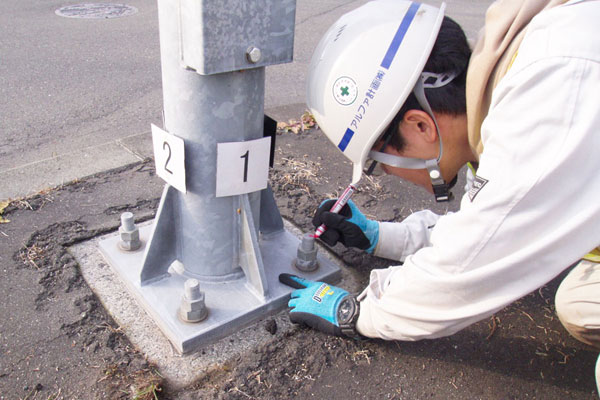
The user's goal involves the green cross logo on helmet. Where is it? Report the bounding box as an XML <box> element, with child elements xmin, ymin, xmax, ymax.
<box><xmin>332</xmin><ymin>76</ymin><xmax>358</xmax><ymax>106</ymax></box>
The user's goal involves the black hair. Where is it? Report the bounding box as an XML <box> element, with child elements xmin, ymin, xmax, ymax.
<box><xmin>384</xmin><ymin>16</ymin><xmax>471</xmax><ymax>152</ymax></box>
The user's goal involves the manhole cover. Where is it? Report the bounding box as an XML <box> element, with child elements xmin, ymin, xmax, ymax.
<box><xmin>55</xmin><ymin>3</ymin><xmax>138</xmax><ymax>19</ymax></box>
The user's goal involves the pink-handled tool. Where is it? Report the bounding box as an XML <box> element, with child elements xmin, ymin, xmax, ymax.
<box><xmin>312</xmin><ymin>183</ymin><xmax>356</xmax><ymax>238</ymax></box>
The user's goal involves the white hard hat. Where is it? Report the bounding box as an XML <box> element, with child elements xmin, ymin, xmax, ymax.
<box><xmin>307</xmin><ymin>0</ymin><xmax>448</xmax><ymax>190</ymax></box>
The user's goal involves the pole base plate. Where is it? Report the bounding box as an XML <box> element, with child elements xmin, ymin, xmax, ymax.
<box><xmin>98</xmin><ymin>223</ymin><xmax>340</xmax><ymax>353</ymax></box>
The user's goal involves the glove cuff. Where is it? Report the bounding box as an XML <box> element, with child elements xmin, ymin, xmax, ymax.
<box><xmin>365</xmin><ymin>220</ymin><xmax>380</xmax><ymax>254</ymax></box>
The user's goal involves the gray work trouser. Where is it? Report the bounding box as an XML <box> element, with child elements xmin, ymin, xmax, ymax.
<box><xmin>555</xmin><ymin>260</ymin><xmax>600</xmax><ymax>394</ymax></box>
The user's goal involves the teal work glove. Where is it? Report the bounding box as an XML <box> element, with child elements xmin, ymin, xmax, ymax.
<box><xmin>279</xmin><ymin>273</ymin><xmax>349</xmax><ymax>336</ymax></box>
<box><xmin>312</xmin><ymin>199</ymin><xmax>379</xmax><ymax>253</ymax></box>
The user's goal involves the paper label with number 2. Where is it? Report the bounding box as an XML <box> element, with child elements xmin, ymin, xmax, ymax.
<box><xmin>151</xmin><ymin>124</ymin><xmax>187</xmax><ymax>193</ymax></box>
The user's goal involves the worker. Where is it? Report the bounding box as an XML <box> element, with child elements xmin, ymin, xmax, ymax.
<box><xmin>282</xmin><ymin>0</ymin><xmax>600</xmax><ymax>390</ymax></box>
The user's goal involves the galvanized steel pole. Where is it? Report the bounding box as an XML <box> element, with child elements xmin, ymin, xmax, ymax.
<box><xmin>99</xmin><ymin>0</ymin><xmax>341</xmax><ymax>353</ymax></box>
<box><xmin>140</xmin><ymin>0</ymin><xmax>266</xmax><ymax>282</ymax></box>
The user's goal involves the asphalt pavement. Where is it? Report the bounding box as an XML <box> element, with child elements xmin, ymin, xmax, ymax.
<box><xmin>1</xmin><ymin>0</ymin><xmax>491</xmax><ymax>201</ymax></box>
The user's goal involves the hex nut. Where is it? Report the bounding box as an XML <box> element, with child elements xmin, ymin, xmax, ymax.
<box><xmin>294</xmin><ymin>255</ymin><xmax>319</xmax><ymax>272</ymax></box>
<box><xmin>179</xmin><ymin>296</ymin><xmax>208</xmax><ymax>323</ymax></box>
<box><xmin>119</xmin><ymin>240</ymin><xmax>140</xmax><ymax>251</ymax></box>
<box><xmin>118</xmin><ymin>226</ymin><xmax>141</xmax><ymax>251</ymax></box>
<box><xmin>179</xmin><ymin>279</ymin><xmax>208</xmax><ymax>323</ymax></box>
<box><xmin>118</xmin><ymin>212</ymin><xmax>141</xmax><ymax>251</ymax></box>
<box><xmin>294</xmin><ymin>233</ymin><xmax>319</xmax><ymax>272</ymax></box>
<box><xmin>119</xmin><ymin>226</ymin><xmax>140</xmax><ymax>242</ymax></box>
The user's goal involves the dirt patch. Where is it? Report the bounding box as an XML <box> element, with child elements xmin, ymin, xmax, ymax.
<box><xmin>1</xmin><ymin>128</ymin><xmax>597</xmax><ymax>399</ymax></box>
<box><xmin>174</xmin><ymin>331</ymin><xmax>374</xmax><ymax>399</ymax></box>
<box><xmin>1</xmin><ymin>161</ymin><xmax>164</xmax><ymax>399</ymax></box>
<box><xmin>167</xmin><ymin>128</ymin><xmax>598</xmax><ymax>399</ymax></box>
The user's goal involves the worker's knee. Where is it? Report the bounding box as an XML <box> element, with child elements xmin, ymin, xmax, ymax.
<box><xmin>555</xmin><ymin>261</ymin><xmax>600</xmax><ymax>350</ymax></box>
<box><xmin>596</xmin><ymin>354</ymin><xmax>600</xmax><ymax>395</ymax></box>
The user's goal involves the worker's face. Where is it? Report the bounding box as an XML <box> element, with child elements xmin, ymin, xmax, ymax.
<box><xmin>371</xmin><ymin>110</ymin><xmax>440</xmax><ymax>193</ymax></box>
<box><xmin>376</xmin><ymin>147</ymin><xmax>437</xmax><ymax>193</ymax></box>
<box><xmin>372</xmin><ymin>111</ymin><xmax>470</xmax><ymax>193</ymax></box>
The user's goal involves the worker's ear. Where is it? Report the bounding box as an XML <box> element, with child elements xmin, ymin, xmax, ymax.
<box><xmin>400</xmin><ymin>109</ymin><xmax>437</xmax><ymax>144</ymax></box>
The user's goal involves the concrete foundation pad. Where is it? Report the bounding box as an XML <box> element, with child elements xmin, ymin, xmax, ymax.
<box><xmin>69</xmin><ymin>220</ymin><xmax>350</xmax><ymax>389</ymax></box>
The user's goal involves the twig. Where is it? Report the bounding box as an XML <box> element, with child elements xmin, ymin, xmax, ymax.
<box><xmin>352</xmin><ymin>349</ymin><xmax>372</xmax><ymax>365</ymax></box>
<box><xmin>486</xmin><ymin>316</ymin><xmax>499</xmax><ymax>340</ymax></box>
<box><xmin>47</xmin><ymin>388</ymin><xmax>62</xmax><ymax>400</ymax></box>
<box><xmin>520</xmin><ymin>310</ymin><xmax>535</xmax><ymax>322</ymax></box>
<box><xmin>557</xmin><ymin>350</ymin><xmax>571</xmax><ymax>364</ymax></box>
<box><xmin>229</xmin><ymin>387</ymin><xmax>254</xmax><ymax>399</ymax></box>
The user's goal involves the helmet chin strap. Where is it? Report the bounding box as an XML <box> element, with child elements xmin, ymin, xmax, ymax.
<box><xmin>367</xmin><ymin>71</ymin><xmax>456</xmax><ymax>202</ymax></box>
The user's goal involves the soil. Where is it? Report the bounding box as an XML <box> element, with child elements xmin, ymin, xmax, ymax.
<box><xmin>0</xmin><ymin>125</ymin><xmax>597</xmax><ymax>399</ymax></box>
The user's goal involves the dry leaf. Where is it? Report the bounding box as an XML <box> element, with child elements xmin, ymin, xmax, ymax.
<box><xmin>0</xmin><ymin>200</ymin><xmax>10</xmax><ymax>224</ymax></box>
<box><xmin>276</xmin><ymin>111</ymin><xmax>317</xmax><ymax>134</ymax></box>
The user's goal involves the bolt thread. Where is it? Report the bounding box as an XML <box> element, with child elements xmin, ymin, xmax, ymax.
<box><xmin>300</xmin><ymin>233</ymin><xmax>315</xmax><ymax>252</ymax></box>
<box><xmin>120</xmin><ymin>212</ymin><xmax>135</xmax><ymax>231</ymax></box>
<box><xmin>184</xmin><ymin>279</ymin><xmax>201</xmax><ymax>301</ymax></box>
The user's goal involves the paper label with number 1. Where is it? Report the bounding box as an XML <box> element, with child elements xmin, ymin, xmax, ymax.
<box><xmin>216</xmin><ymin>137</ymin><xmax>271</xmax><ymax>197</ymax></box>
